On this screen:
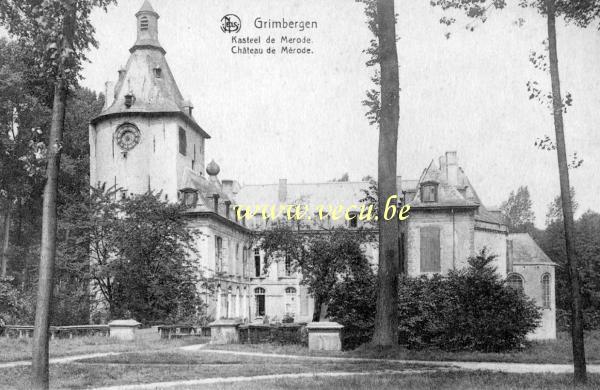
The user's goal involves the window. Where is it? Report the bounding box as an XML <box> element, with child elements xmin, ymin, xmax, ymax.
<box><xmin>140</xmin><ymin>16</ymin><xmax>149</xmax><ymax>30</ymax></box>
<box><xmin>153</xmin><ymin>66</ymin><xmax>162</xmax><ymax>78</ymax></box>
<box><xmin>254</xmin><ymin>287</ymin><xmax>266</xmax><ymax>317</ymax></box>
<box><xmin>181</xmin><ymin>190</ymin><xmax>197</xmax><ymax>208</ymax></box>
<box><xmin>420</xmin><ymin>226</ymin><xmax>441</xmax><ymax>272</ymax></box>
<box><xmin>348</xmin><ymin>212</ymin><xmax>358</xmax><ymax>228</ymax></box>
<box><xmin>215</xmin><ymin>236</ymin><xmax>223</xmax><ymax>273</ymax></box>
<box><xmin>254</xmin><ymin>248</ymin><xmax>261</xmax><ymax>277</ymax></box>
<box><xmin>507</xmin><ymin>273</ymin><xmax>524</xmax><ymax>292</ymax></box>
<box><xmin>178</xmin><ymin>127</ymin><xmax>187</xmax><ymax>155</ymax></box>
<box><xmin>285</xmin><ymin>287</ymin><xmax>297</xmax><ymax>316</ymax></box>
<box><xmin>542</xmin><ymin>274</ymin><xmax>551</xmax><ymax>309</ymax></box>
<box><xmin>421</xmin><ymin>184</ymin><xmax>438</xmax><ymax>202</ymax></box>
<box><xmin>284</xmin><ymin>254</ymin><xmax>292</xmax><ymax>277</ymax></box>
<box><xmin>242</xmin><ymin>247</ymin><xmax>248</xmax><ymax>278</ymax></box>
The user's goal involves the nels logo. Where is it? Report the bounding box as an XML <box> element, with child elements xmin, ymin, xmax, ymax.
<box><xmin>221</xmin><ymin>14</ymin><xmax>241</xmax><ymax>33</ymax></box>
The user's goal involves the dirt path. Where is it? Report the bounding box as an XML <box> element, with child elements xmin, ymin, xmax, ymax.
<box><xmin>181</xmin><ymin>345</ymin><xmax>600</xmax><ymax>374</ymax></box>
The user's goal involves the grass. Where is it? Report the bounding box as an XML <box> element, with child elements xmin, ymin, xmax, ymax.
<box><xmin>0</xmin><ymin>328</ymin><xmax>206</xmax><ymax>363</ymax></box>
<box><xmin>188</xmin><ymin>372</ymin><xmax>600</xmax><ymax>390</ymax></box>
<box><xmin>0</xmin><ymin>351</ymin><xmax>430</xmax><ymax>389</ymax></box>
<box><xmin>208</xmin><ymin>331</ymin><xmax>600</xmax><ymax>364</ymax></box>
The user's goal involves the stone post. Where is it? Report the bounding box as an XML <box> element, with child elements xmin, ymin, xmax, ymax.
<box><xmin>306</xmin><ymin>322</ymin><xmax>343</xmax><ymax>351</ymax></box>
<box><xmin>108</xmin><ymin>319</ymin><xmax>141</xmax><ymax>341</ymax></box>
<box><xmin>209</xmin><ymin>319</ymin><xmax>242</xmax><ymax>344</ymax></box>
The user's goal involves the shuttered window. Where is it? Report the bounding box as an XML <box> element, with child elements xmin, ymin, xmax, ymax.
<box><xmin>420</xmin><ymin>226</ymin><xmax>441</xmax><ymax>272</ymax></box>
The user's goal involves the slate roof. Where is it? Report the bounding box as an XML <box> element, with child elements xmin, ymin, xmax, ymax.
<box><xmin>91</xmin><ymin>2</ymin><xmax>209</xmax><ymax>138</ymax></box>
<box><xmin>510</xmin><ymin>233</ymin><xmax>555</xmax><ymax>264</ymax></box>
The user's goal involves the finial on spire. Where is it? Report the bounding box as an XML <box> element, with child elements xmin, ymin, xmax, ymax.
<box><xmin>130</xmin><ymin>0</ymin><xmax>164</xmax><ymax>54</ymax></box>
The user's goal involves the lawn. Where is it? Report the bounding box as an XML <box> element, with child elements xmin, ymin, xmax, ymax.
<box><xmin>208</xmin><ymin>331</ymin><xmax>600</xmax><ymax>364</ymax></box>
<box><xmin>0</xmin><ymin>327</ymin><xmax>206</xmax><ymax>363</ymax></box>
<box><xmin>0</xmin><ymin>350</ymin><xmax>431</xmax><ymax>389</ymax></box>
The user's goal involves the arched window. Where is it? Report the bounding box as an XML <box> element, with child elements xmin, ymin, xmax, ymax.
<box><xmin>285</xmin><ymin>287</ymin><xmax>297</xmax><ymax>316</ymax></box>
<box><xmin>507</xmin><ymin>273</ymin><xmax>524</xmax><ymax>292</ymax></box>
<box><xmin>140</xmin><ymin>16</ymin><xmax>149</xmax><ymax>30</ymax></box>
<box><xmin>254</xmin><ymin>287</ymin><xmax>265</xmax><ymax>317</ymax></box>
<box><xmin>542</xmin><ymin>273</ymin><xmax>551</xmax><ymax>309</ymax></box>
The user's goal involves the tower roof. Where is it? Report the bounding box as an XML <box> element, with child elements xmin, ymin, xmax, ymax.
<box><xmin>91</xmin><ymin>2</ymin><xmax>209</xmax><ymax>139</ymax></box>
<box><xmin>137</xmin><ymin>0</ymin><xmax>157</xmax><ymax>15</ymax></box>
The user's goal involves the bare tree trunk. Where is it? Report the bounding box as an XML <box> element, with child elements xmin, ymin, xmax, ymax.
<box><xmin>546</xmin><ymin>0</ymin><xmax>586</xmax><ymax>384</ymax></box>
<box><xmin>1</xmin><ymin>203</ymin><xmax>11</xmax><ymax>278</ymax></box>
<box><xmin>31</xmin><ymin>9</ymin><xmax>74</xmax><ymax>389</ymax></box>
<box><xmin>372</xmin><ymin>0</ymin><xmax>400</xmax><ymax>347</ymax></box>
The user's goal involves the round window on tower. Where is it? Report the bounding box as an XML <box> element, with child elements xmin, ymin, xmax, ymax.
<box><xmin>115</xmin><ymin>123</ymin><xmax>141</xmax><ymax>151</ymax></box>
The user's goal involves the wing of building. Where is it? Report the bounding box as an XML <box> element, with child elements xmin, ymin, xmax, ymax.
<box><xmin>90</xmin><ymin>1</ymin><xmax>555</xmax><ymax>340</ymax></box>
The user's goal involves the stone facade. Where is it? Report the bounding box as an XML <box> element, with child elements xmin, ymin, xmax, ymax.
<box><xmin>90</xmin><ymin>1</ymin><xmax>556</xmax><ymax>339</ymax></box>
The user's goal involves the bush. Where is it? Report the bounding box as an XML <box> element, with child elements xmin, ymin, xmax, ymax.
<box><xmin>328</xmin><ymin>271</ymin><xmax>377</xmax><ymax>350</ymax></box>
<box><xmin>398</xmin><ymin>250</ymin><xmax>542</xmax><ymax>352</ymax></box>
<box><xmin>557</xmin><ymin>309</ymin><xmax>600</xmax><ymax>331</ymax></box>
<box><xmin>0</xmin><ymin>277</ymin><xmax>34</xmax><ymax>324</ymax></box>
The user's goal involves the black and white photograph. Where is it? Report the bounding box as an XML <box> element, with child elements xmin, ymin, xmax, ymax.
<box><xmin>0</xmin><ymin>0</ymin><xmax>599</xmax><ymax>388</ymax></box>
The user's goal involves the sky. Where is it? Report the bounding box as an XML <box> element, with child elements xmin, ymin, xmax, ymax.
<box><xmin>77</xmin><ymin>0</ymin><xmax>600</xmax><ymax>227</ymax></box>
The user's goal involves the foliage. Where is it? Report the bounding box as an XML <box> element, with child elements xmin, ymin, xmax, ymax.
<box><xmin>545</xmin><ymin>186</ymin><xmax>578</xmax><ymax>225</ymax></box>
<box><xmin>327</xmin><ymin>267</ymin><xmax>377</xmax><ymax>349</ymax></box>
<box><xmin>259</xmin><ymin>225</ymin><xmax>375</xmax><ymax>321</ymax></box>
<box><xmin>500</xmin><ymin>186</ymin><xmax>536</xmax><ymax>233</ymax></box>
<box><xmin>60</xmin><ymin>187</ymin><xmax>206</xmax><ymax>325</ymax></box>
<box><xmin>398</xmin><ymin>249</ymin><xmax>541</xmax><ymax>352</ymax></box>
<box><xmin>0</xmin><ymin>277</ymin><xmax>34</xmax><ymax>324</ymax></box>
<box><xmin>538</xmin><ymin>210</ymin><xmax>600</xmax><ymax>315</ymax></box>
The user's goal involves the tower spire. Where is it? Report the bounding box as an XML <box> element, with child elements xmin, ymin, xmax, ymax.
<box><xmin>130</xmin><ymin>0</ymin><xmax>164</xmax><ymax>54</ymax></box>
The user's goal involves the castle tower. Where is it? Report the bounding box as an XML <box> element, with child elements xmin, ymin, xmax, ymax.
<box><xmin>90</xmin><ymin>0</ymin><xmax>210</xmax><ymax>201</ymax></box>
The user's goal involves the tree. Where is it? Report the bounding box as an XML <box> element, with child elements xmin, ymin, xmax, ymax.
<box><xmin>358</xmin><ymin>0</ymin><xmax>402</xmax><ymax>347</ymax></box>
<box><xmin>546</xmin><ymin>186</ymin><xmax>578</xmax><ymax>225</ymax></box>
<box><xmin>60</xmin><ymin>188</ymin><xmax>205</xmax><ymax>324</ymax></box>
<box><xmin>429</xmin><ymin>0</ymin><xmax>599</xmax><ymax>382</ymax></box>
<box><xmin>259</xmin><ymin>224</ymin><xmax>374</xmax><ymax>322</ymax></box>
<box><xmin>0</xmin><ymin>1</ymin><xmax>115</xmax><ymax>387</ymax></box>
<box><xmin>500</xmin><ymin>186</ymin><xmax>536</xmax><ymax>232</ymax></box>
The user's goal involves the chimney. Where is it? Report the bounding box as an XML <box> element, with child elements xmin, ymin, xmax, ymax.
<box><xmin>278</xmin><ymin>179</ymin><xmax>287</xmax><ymax>203</ymax></box>
<box><xmin>224</xmin><ymin>200</ymin><xmax>231</xmax><ymax>219</ymax></box>
<box><xmin>213</xmin><ymin>193</ymin><xmax>220</xmax><ymax>213</ymax></box>
<box><xmin>439</xmin><ymin>155</ymin><xmax>446</xmax><ymax>173</ymax></box>
<box><xmin>104</xmin><ymin>81</ymin><xmax>115</xmax><ymax>109</ymax></box>
<box><xmin>183</xmin><ymin>99</ymin><xmax>194</xmax><ymax>116</ymax></box>
<box><xmin>506</xmin><ymin>239</ymin><xmax>514</xmax><ymax>274</ymax></box>
<box><xmin>445</xmin><ymin>151</ymin><xmax>458</xmax><ymax>187</ymax></box>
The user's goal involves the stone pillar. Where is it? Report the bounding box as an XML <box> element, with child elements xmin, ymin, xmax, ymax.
<box><xmin>306</xmin><ymin>322</ymin><xmax>343</xmax><ymax>351</ymax></box>
<box><xmin>108</xmin><ymin>319</ymin><xmax>141</xmax><ymax>341</ymax></box>
<box><xmin>209</xmin><ymin>319</ymin><xmax>242</xmax><ymax>344</ymax></box>
<box><xmin>216</xmin><ymin>287</ymin><xmax>222</xmax><ymax>320</ymax></box>
<box><xmin>235</xmin><ymin>291</ymin><xmax>241</xmax><ymax>318</ymax></box>
<box><xmin>242</xmin><ymin>291</ymin><xmax>248</xmax><ymax>320</ymax></box>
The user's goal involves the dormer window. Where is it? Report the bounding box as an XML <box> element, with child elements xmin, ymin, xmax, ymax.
<box><xmin>179</xmin><ymin>189</ymin><xmax>198</xmax><ymax>208</ymax></box>
<box><xmin>421</xmin><ymin>183</ymin><xmax>438</xmax><ymax>203</ymax></box>
<box><xmin>140</xmin><ymin>16</ymin><xmax>149</xmax><ymax>30</ymax></box>
<box><xmin>153</xmin><ymin>66</ymin><xmax>162</xmax><ymax>78</ymax></box>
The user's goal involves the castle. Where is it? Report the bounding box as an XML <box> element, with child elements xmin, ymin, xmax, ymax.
<box><xmin>90</xmin><ymin>1</ymin><xmax>556</xmax><ymax>339</ymax></box>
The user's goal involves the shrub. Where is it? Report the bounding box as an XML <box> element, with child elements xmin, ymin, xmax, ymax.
<box><xmin>398</xmin><ymin>249</ymin><xmax>542</xmax><ymax>352</ymax></box>
<box><xmin>557</xmin><ymin>308</ymin><xmax>600</xmax><ymax>331</ymax></box>
<box><xmin>328</xmin><ymin>271</ymin><xmax>377</xmax><ymax>350</ymax></box>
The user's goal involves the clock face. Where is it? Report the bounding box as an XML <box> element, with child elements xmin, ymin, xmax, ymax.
<box><xmin>115</xmin><ymin>123</ymin><xmax>141</xmax><ymax>151</ymax></box>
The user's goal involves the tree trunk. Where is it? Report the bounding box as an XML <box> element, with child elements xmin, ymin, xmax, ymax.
<box><xmin>312</xmin><ymin>293</ymin><xmax>322</xmax><ymax>322</ymax></box>
<box><xmin>372</xmin><ymin>0</ymin><xmax>400</xmax><ymax>347</ymax></box>
<box><xmin>546</xmin><ymin>0</ymin><xmax>586</xmax><ymax>384</ymax></box>
<box><xmin>31</xmin><ymin>9</ymin><xmax>75</xmax><ymax>389</ymax></box>
<box><xmin>1</xmin><ymin>203</ymin><xmax>11</xmax><ymax>278</ymax></box>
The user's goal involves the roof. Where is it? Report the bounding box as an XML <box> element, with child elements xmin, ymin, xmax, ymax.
<box><xmin>510</xmin><ymin>233</ymin><xmax>555</xmax><ymax>265</ymax></box>
<box><xmin>91</xmin><ymin>2</ymin><xmax>209</xmax><ymax>138</ymax></box>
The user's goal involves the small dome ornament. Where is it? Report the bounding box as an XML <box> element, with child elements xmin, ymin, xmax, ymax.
<box><xmin>206</xmin><ymin>159</ymin><xmax>220</xmax><ymax>176</ymax></box>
